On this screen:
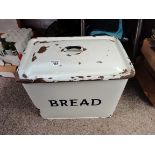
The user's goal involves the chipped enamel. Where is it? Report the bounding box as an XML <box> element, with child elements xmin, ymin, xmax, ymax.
<box><xmin>18</xmin><ymin>36</ymin><xmax>135</xmax><ymax>83</ymax></box>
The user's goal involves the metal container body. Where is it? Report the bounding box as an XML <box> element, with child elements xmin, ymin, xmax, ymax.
<box><xmin>17</xmin><ymin>36</ymin><xmax>135</xmax><ymax>119</ymax></box>
<box><xmin>23</xmin><ymin>79</ymin><xmax>127</xmax><ymax>119</ymax></box>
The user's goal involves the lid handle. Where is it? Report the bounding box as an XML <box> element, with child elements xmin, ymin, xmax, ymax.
<box><xmin>62</xmin><ymin>46</ymin><xmax>86</xmax><ymax>52</ymax></box>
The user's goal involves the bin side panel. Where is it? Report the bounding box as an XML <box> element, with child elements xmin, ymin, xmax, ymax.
<box><xmin>23</xmin><ymin>79</ymin><xmax>127</xmax><ymax>119</ymax></box>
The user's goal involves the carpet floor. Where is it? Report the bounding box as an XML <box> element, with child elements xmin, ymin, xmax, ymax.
<box><xmin>0</xmin><ymin>78</ymin><xmax>155</xmax><ymax>135</ymax></box>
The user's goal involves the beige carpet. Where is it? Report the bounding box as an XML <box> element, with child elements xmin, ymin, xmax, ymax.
<box><xmin>0</xmin><ymin>78</ymin><xmax>155</xmax><ymax>135</ymax></box>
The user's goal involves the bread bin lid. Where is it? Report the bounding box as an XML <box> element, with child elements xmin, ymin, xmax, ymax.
<box><xmin>17</xmin><ymin>36</ymin><xmax>135</xmax><ymax>83</ymax></box>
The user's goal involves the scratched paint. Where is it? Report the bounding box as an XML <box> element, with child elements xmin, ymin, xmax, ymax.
<box><xmin>38</xmin><ymin>46</ymin><xmax>49</xmax><ymax>53</ymax></box>
<box><xmin>22</xmin><ymin>74</ymin><xmax>27</xmax><ymax>78</ymax></box>
<box><xmin>32</xmin><ymin>55</ymin><xmax>37</xmax><ymax>62</ymax></box>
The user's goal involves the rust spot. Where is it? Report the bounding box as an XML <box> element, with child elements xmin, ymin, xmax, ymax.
<box><xmin>71</xmin><ymin>77</ymin><xmax>75</xmax><ymax>79</ymax></box>
<box><xmin>38</xmin><ymin>46</ymin><xmax>49</xmax><ymax>53</ymax></box>
<box><xmin>108</xmin><ymin>78</ymin><xmax>115</xmax><ymax>80</ymax></box>
<box><xmin>34</xmin><ymin>78</ymin><xmax>47</xmax><ymax>83</ymax></box>
<box><xmin>120</xmin><ymin>69</ymin><xmax>135</xmax><ymax>79</ymax></box>
<box><xmin>22</xmin><ymin>74</ymin><xmax>27</xmax><ymax>78</ymax></box>
<box><xmin>121</xmin><ymin>69</ymin><xmax>128</xmax><ymax>74</ymax></box>
<box><xmin>96</xmin><ymin>61</ymin><xmax>103</xmax><ymax>63</ymax></box>
<box><xmin>78</xmin><ymin>62</ymin><xmax>81</xmax><ymax>65</ymax></box>
<box><xmin>88</xmin><ymin>79</ymin><xmax>102</xmax><ymax>81</ymax></box>
<box><xmin>76</xmin><ymin>76</ymin><xmax>84</xmax><ymax>78</ymax></box>
<box><xmin>98</xmin><ymin>76</ymin><xmax>104</xmax><ymax>79</ymax></box>
<box><xmin>32</xmin><ymin>56</ymin><xmax>37</xmax><ymax>62</ymax></box>
<box><xmin>66</xmin><ymin>54</ymin><xmax>71</xmax><ymax>56</ymax></box>
<box><xmin>83</xmin><ymin>48</ymin><xmax>87</xmax><ymax>51</ymax></box>
<box><xmin>130</xmin><ymin>69</ymin><xmax>135</xmax><ymax>77</ymax></box>
<box><xmin>120</xmin><ymin>75</ymin><xmax>130</xmax><ymax>79</ymax></box>
<box><xmin>61</xmin><ymin>49</ymin><xmax>64</xmax><ymax>52</ymax></box>
<box><xmin>68</xmin><ymin>80</ymin><xmax>72</xmax><ymax>82</ymax></box>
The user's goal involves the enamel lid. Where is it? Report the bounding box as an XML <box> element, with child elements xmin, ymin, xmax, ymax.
<box><xmin>17</xmin><ymin>36</ymin><xmax>135</xmax><ymax>83</ymax></box>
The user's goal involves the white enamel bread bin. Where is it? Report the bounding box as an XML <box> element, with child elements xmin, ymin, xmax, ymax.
<box><xmin>17</xmin><ymin>36</ymin><xmax>135</xmax><ymax>119</ymax></box>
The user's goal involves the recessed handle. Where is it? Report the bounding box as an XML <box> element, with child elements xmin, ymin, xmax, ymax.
<box><xmin>61</xmin><ymin>46</ymin><xmax>86</xmax><ymax>52</ymax></box>
<box><xmin>66</xmin><ymin>46</ymin><xmax>82</xmax><ymax>50</ymax></box>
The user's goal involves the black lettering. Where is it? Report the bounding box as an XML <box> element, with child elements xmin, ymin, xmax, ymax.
<box><xmin>59</xmin><ymin>100</ymin><xmax>68</xmax><ymax>106</ymax></box>
<box><xmin>70</xmin><ymin>99</ymin><xmax>78</xmax><ymax>106</ymax></box>
<box><xmin>91</xmin><ymin>99</ymin><xmax>101</xmax><ymax>106</ymax></box>
<box><xmin>80</xmin><ymin>99</ymin><xmax>89</xmax><ymax>106</ymax></box>
<box><xmin>48</xmin><ymin>100</ymin><xmax>59</xmax><ymax>107</ymax></box>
